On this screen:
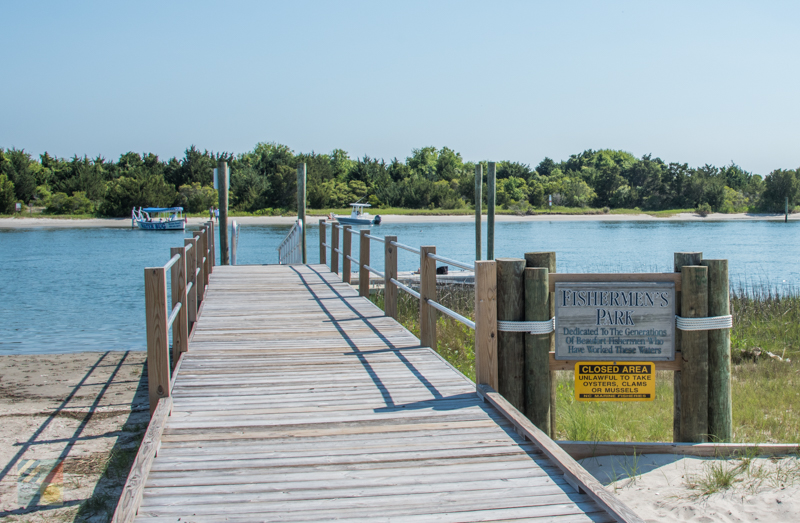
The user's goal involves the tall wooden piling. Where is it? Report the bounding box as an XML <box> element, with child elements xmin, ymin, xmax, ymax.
<box><xmin>297</xmin><ymin>163</ymin><xmax>307</xmax><ymax>263</ymax></box>
<box><xmin>193</xmin><ymin>229</ymin><xmax>206</xmax><ymax>301</ymax></box>
<box><xmin>524</xmin><ymin>267</ymin><xmax>551</xmax><ymax>434</ymax></box>
<box><xmin>475</xmin><ymin>164</ymin><xmax>482</xmax><ymax>261</ymax></box>
<box><xmin>474</xmin><ymin>260</ymin><xmax>498</xmax><ymax>390</ymax></box>
<box><xmin>487</xmin><ymin>162</ymin><xmax>496</xmax><ymax>260</ymax></box>
<box><xmin>525</xmin><ymin>252</ymin><xmax>556</xmax><ymax>438</ymax></box>
<box><xmin>420</xmin><ymin>246</ymin><xmax>437</xmax><ymax>350</ymax></box>
<box><xmin>680</xmin><ymin>265</ymin><xmax>709</xmax><ymax>443</ymax></box>
<box><xmin>331</xmin><ymin>224</ymin><xmax>340</xmax><ymax>275</ymax></box>
<box><xmin>342</xmin><ymin>225</ymin><xmax>352</xmax><ymax>284</ymax></box>
<box><xmin>496</xmin><ymin>258</ymin><xmax>525</xmax><ymax>410</ymax></box>
<box><xmin>384</xmin><ymin>235</ymin><xmax>398</xmax><ymax>319</ymax></box>
<box><xmin>359</xmin><ymin>230</ymin><xmax>371</xmax><ymax>298</ymax></box>
<box><xmin>217</xmin><ymin>161</ymin><xmax>229</xmax><ymax>265</ymax></box>
<box><xmin>674</xmin><ymin>252</ymin><xmax>702</xmax><ymax>441</ymax></box>
<box><xmin>703</xmin><ymin>259</ymin><xmax>732</xmax><ymax>442</ymax></box>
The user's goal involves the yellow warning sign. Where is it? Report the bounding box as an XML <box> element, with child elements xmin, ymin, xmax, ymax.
<box><xmin>574</xmin><ymin>362</ymin><xmax>655</xmax><ymax>401</ymax></box>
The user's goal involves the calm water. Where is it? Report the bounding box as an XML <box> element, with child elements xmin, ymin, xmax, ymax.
<box><xmin>1</xmin><ymin>220</ymin><xmax>797</xmax><ymax>355</ymax></box>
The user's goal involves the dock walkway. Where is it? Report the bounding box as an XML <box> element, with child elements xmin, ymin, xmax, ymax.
<box><xmin>132</xmin><ymin>264</ymin><xmax>638</xmax><ymax>522</ymax></box>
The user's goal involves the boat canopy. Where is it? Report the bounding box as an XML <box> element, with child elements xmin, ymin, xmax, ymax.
<box><xmin>142</xmin><ymin>207</ymin><xmax>183</xmax><ymax>213</ymax></box>
<box><xmin>350</xmin><ymin>203</ymin><xmax>371</xmax><ymax>208</ymax></box>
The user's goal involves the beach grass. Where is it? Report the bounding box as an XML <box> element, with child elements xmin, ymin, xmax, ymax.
<box><xmin>371</xmin><ymin>282</ymin><xmax>800</xmax><ymax>443</ymax></box>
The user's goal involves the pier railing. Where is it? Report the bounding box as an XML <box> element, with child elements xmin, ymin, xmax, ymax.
<box><xmin>230</xmin><ymin>219</ymin><xmax>240</xmax><ymax>265</ymax></box>
<box><xmin>278</xmin><ymin>219</ymin><xmax>303</xmax><ymax>264</ymax></box>
<box><xmin>143</xmin><ymin>221</ymin><xmax>214</xmax><ymax>415</ymax></box>
<box><xmin>319</xmin><ymin>219</ymin><xmax>499</xmax><ymax>389</ymax></box>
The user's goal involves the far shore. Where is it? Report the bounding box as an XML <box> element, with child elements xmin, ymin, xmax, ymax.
<box><xmin>0</xmin><ymin>211</ymin><xmax>797</xmax><ymax>229</ymax></box>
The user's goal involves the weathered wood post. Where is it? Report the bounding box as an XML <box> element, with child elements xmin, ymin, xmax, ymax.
<box><xmin>207</xmin><ymin>221</ymin><xmax>215</xmax><ymax>269</ymax></box>
<box><xmin>342</xmin><ymin>225</ymin><xmax>352</xmax><ymax>284</ymax></box>
<box><xmin>384</xmin><ymin>235</ymin><xmax>398</xmax><ymax>319</ymax></box>
<box><xmin>487</xmin><ymin>162</ymin><xmax>496</xmax><ymax>260</ymax></box>
<box><xmin>475</xmin><ymin>164</ymin><xmax>482</xmax><ymax>261</ymax></box>
<box><xmin>144</xmin><ymin>267</ymin><xmax>170</xmax><ymax>416</ymax></box>
<box><xmin>203</xmin><ymin>224</ymin><xmax>211</xmax><ymax>286</ymax></box>
<box><xmin>525</xmin><ymin>266</ymin><xmax>551</xmax><ymax>434</ymax></box>
<box><xmin>681</xmin><ymin>264</ymin><xmax>709</xmax><ymax>442</ymax></box>
<box><xmin>193</xmin><ymin>230</ymin><xmax>206</xmax><ymax>302</ymax></box>
<box><xmin>703</xmin><ymin>259</ymin><xmax>732</xmax><ymax>442</ymax></box>
<box><xmin>359</xmin><ymin>230</ymin><xmax>371</xmax><ymax>297</ymax></box>
<box><xmin>525</xmin><ymin>251</ymin><xmax>556</xmax><ymax>438</ymax></box>
<box><xmin>297</xmin><ymin>163</ymin><xmax>307</xmax><ymax>264</ymax></box>
<box><xmin>217</xmin><ymin>160</ymin><xmax>229</xmax><ymax>265</ymax></box>
<box><xmin>475</xmin><ymin>260</ymin><xmax>498</xmax><ymax>390</ymax></box>
<box><xmin>170</xmin><ymin>246</ymin><xmax>189</xmax><ymax>367</ymax></box>
<box><xmin>331</xmin><ymin>223</ymin><xmax>340</xmax><ymax>275</ymax></box>
<box><xmin>674</xmin><ymin>252</ymin><xmax>702</xmax><ymax>441</ymax></box>
<box><xmin>319</xmin><ymin>219</ymin><xmax>327</xmax><ymax>265</ymax></box>
<box><xmin>184</xmin><ymin>238</ymin><xmax>198</xmax><ymax>328</ymax></box>
<box><xmin>419</xmin><ymin>246</ymin><xmax>437</xmax><ymax>350</ymax></box>
<box><xmin>496</xmin><ymin>258</ymin><xmax>525</xmax><ymax>410</ymax></box>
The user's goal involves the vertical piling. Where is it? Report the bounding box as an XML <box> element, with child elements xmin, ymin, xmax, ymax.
<box><xmin>297</xmin><ymin>163</ymin><xmax>307</xmax><ymax>263</ymax></box>
<box><xmin>496</xmin><ymin>258</ymin><xmax>525</xmax><ymax>410</ymax></box>
<box><xmin>487</xmin><ymin>162</ymin><xmax>496</xmax><ymax>260</ymax></box>
<box><xmin>475</xmin><ymin>164</ymin><xmax>483</xmax><ymax>261</ymax></box>
<box><xmin>525</xmin><ymin>252</ymin><xmax>556</xmax><ymax>438</ymax></box>
<box><xmin>674</xmin><ymin>252</ymin><xmax>702</xmax><ymax>441</ymax></box>
<box><xmin>681</xmin><ymin>265</ymin><xmax>709</xmax><ymax>443</ymax></box>
<box><xmin>217</xmin><ymin>160</ymin><xmax>229</xmax><ymax>265</ymax></box>
<box><xmin>420</xmin><ymin>246</ymin><xmax>437</xmax><ymax>350</ymax></box>
<box><xmin>703</xmin><ymin>259</ymin><xmax>732</xmax><ymax>442</ymax></box>
<box><xmin>524</xmin><ymin>267</ymin><xmax>551</xmax><ymax>434</ymax></box>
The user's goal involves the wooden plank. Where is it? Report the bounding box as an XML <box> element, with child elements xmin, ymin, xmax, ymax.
<box><xmin>559</xmin><ymin>441</ymin><xmax>800</xmax><ymax>460</ymax></box>
<box><xmin>477</xmin><ymin>384</ymin><xmax>645</xmax><ymax>523</ymax></box>
<box><xmin>112</xmin><ymin>397</ymin><xmax>172</xmax><ymax>523</ymax></box>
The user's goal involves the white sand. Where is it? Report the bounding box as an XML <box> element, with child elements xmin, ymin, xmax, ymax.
<box><xmin>1</xmin><ymin>212</ymin><xmax>797</xmax><ymax>229</ymax></box>
<box><xmin>580</xmin><ymin>453</ymin><xmax>800</xmax><ymax>522</ymax></box>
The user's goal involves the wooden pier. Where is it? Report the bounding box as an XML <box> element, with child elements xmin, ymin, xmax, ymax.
<box><xmin>115</xmin><ymin>257</ymin><xmax>642</xmax><ymax>522</ymax></box>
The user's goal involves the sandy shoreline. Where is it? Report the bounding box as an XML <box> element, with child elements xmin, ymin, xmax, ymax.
<box><xmin>0</xmin><ymin>211</ymin><xmax>797</xmax><ymax>229</ymax></box>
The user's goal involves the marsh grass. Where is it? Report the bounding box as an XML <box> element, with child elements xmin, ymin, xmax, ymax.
<box><xmin>373</xmin><ymin>282</ymin><xmax>800</xmax><ymax>443</ymax></box>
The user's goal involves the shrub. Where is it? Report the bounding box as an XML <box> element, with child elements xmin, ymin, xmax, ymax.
<box><xmin>0</xmin><ymin>174</ymin><xmax>14</xmax><ymax>213</ymax></box>
<box><xmin>696</xmin><ymin>202</ymin><xmax>712</xmax><ymax>217</ymax></box>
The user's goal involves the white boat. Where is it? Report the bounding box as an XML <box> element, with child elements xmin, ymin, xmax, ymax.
<box><xmin>132</xmin><ymin>207</ymin><xmax>186</xmax><ymax>231</ymax></box>
<box><xmin>332</xmin><ymin>203</ymin><xmax>381</xmax><ymax>226</ymax></box>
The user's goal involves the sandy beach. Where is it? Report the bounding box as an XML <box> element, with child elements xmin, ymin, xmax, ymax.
<box><xmin>0</xmin><ymin>211</ymin><xmax>797</xmax><ymax>229</ymax></box>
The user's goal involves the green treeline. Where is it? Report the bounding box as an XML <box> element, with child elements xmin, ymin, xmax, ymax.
<box><xmin>1</xmin><ymin>143</ymin><xmax>798</xmax><ymax>216</ymax></box>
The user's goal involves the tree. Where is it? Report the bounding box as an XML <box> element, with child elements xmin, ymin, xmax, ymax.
<box><xmin>761</xmin><ymin>169</ymin><xmax>799</xmax><ymax>212</ymax></box>
<box><xmin>0</xmin><ymin>174</ymin><xmax>15</xmax><ymax>213</ymax></box>
<box><xmin>536</xmin><ymin>157</ymin><xmax>557</xmax><ymax>178</ymax></box>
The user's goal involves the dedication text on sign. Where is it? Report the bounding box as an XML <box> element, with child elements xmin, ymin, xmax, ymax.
<box><xmin>554</xmin><ymin>282</ymin><xmax>675</xmax><ymax>361</ymax></box>
<box><xmin>574</xmin><ymin>362</ymin><xmax>655</xmax><ymax>401</ymax></box>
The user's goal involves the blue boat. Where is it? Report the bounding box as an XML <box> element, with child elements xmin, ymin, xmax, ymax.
<box><xmin>132</xmin><ymin>207</ymin><xmax>186</xmax><ymax>231</ymax></box>
<box><xmin>333</xmin><ymin>203</ymin><xmax>381</xmax><ymax>226</ymax></box>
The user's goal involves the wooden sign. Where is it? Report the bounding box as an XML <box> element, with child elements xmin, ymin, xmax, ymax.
<box><xmin>554</xmin><ymin>282</ymin><xmax>675</xmax><ymax>361</ymax></box>
<box><xmin>574</xmin><ymin>362</ymin><xmax>655</xmax><ymax>401</ymax></box>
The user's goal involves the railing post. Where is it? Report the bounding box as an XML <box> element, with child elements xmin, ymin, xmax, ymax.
<box><xmin>319</xmin><ymin>219</ymin><xmax>327</xmax><ymax>265</ymax></box>
<box><xmin>419</xmin><ymin>246</ymin><xmax>437</xmax><ymax>350</ymax></box>
<box><xmin>144</xmin><ymin>266</ymin><xmax>170</xmax><ymax>416</ymax></box>
<box><xmin>359</xmin><ymin>230</ymin><xmax>370</xmax><ymax>297</ymax></box>
<box><xmin>475</xmin><ymin>260</ymin><xmax>498</xmax><ymax>390</ymax></box>
<box><xmin>184</xmin><ymin>238</ymin><xmax>198</xmax><ymax>327</ymax></box>
<box><xmin>342</xmin><ymin>225</ymin><xmax>352</xmax><ymax>284</ymax></box>
<box><xmin>204</xmin><ymin>222</ymin><xmax>212</xmax><ymax>283</ymax></box>
<box><xmin>193</xmin><ymin>230</ymin><xmax>206</xmax><ymax>302</ymax></box>
<box><xmin>681</xmin><ymin>264</ymin><xmax>709</xmax><ymax>443</ymax></box>
<box><xmin>475</xmin><ymin>164</ymin><xmax>482</xmax><ymax>261</ymax></box>
<box><xmin>384</xmin><ymin>235</ymin><xmax>398</xmax><ymax>319</ymax></box>
<box><xmin>331</xmin><ymin>223</ymin><xmax>340</xmax><ymax>275</ymax></box>
<box><xmin>674</xmin><ymin>252</ymin><xmax>702</xmax><ymax>442</ymax></box>
<box><xmin>170</xmin><ymin>246</ymin><xmax>189</xmax><ymax>368</ymax></box>
<box><xmin>297</xmin><ymin>163</ymin><xmax>307</xmax><ymax>264</ymax></box>
<box><xmin>496</xmin><ymin>258</ymin><xmax>525</xmax><ymax>411</ymax></box>
<box><xmin>208</xmin><ymin>220</ymin><xmax>215</xmax><ymax>269</ymax></box>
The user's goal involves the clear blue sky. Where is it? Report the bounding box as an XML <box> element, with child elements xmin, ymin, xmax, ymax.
<box><xmin>2</xmin><ymin>1</ymin><xmax>798</xmax><ymax>175</ymax></box>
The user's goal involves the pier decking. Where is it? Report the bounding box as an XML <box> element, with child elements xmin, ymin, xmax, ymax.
<box><xmin>124</xmin><ymin>263</ymin><xmax>640</xmax><ymax>522</ymax></box>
